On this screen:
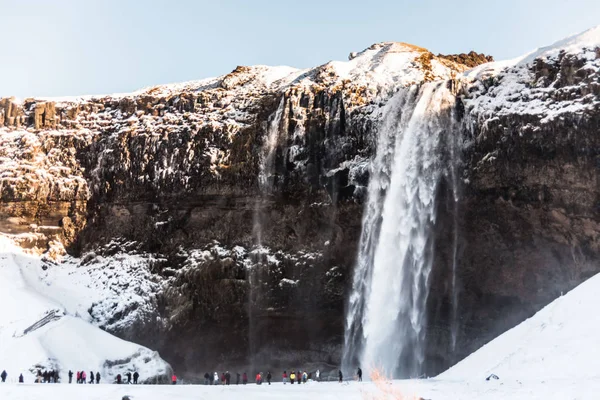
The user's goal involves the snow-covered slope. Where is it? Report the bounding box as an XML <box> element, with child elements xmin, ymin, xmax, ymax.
<box><xmin>463</xmin><ymin>25</ymin><xmax>600</xmax><ymax>124</ymax></box>
<box><xmin>440</xmin><ymin>272</ymin><xmax>600</xmax><ymax>380</ymax></box>
<box><xmin>0</xmin><ymin>235</ymin><xmax>171</xmax><ymax>383</ymax></box>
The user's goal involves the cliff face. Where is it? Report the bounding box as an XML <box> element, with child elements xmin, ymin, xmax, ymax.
<box><xmin>0</xmin><ymin>30</ymin><xmax>598</xmax><ymax>377</ymax></box>
<box><xmin>449</xmin><ymin>41</ymin><xmax>600</xmax><ymax>369</ymax></box>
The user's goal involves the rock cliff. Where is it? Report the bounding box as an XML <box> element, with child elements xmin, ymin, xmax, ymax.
<box><xmin>0</xmin><ymin>28</ymin><xmax>598</xmax><ymax>377</ymax></box>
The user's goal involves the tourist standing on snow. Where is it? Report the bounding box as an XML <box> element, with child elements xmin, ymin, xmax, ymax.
<box><xmin>338</xmin><ymin>370</ymin><xmax>343</xmax><ymax>383</ymax></box>
<box><xmin>225</xmin><ymin>371</ymin><xmax>231</xmax><ymax>385</ymax></box>
<box><xmin>96</xmin><ymin>372</ymin><xmax>100</xmax><ymax>384</ymax></box>
<box><xmin>242</xmin><ymin>372</ymin><xmax>248</xmax><ymax>384</ymax></box>
<box><xmin>82</xmin><ymin>371</ymin><xmax>87</xmax><ymax>384</ymax></box>
<box><xmin>266</xmin><ymin>371</ymin><xmax>272</xmax><ymax>385</ymax></box>
<box><xmin>214</xmin><ymin>371</ymin><xmax>219</xmax><ymax>385</ymax></box>
<box><xmin>221</xmin><ymin>372</ymin><xmax>226</xmax><ymax>385</ymax></box>
<box><xmin>357</xmin><ymin>367</ymin><xmax>362</xmax><ymax>382</ymax></box>
<box><xmin>68</xmin><ymin>370</ymin><xmax>73</xmax><ymax>384</ymax></box>
<box><xmin>315</xmin><ymin>369</ymin><xmax>320</xmax><ymax>381</ymax></box>
<box><xmin>116</xmin><ymin>374</ymin><xmax>122</xmax><ymax>384</ymax></box>
<box><xmin>302</xmin><ymin>371</ymin><xmax>307</xmax><ymax>383</ymax></box>
<box><xmin>133</xmin><ymin>371</ymin><xmax>139</xmax><ymax>384</ymax></box>
<box><xmin>126</xmin><ymin>371</ymin><xmax>132</xmax><ymax>384</ymax></box>
<box><xmin>89</xmin><ymin>371</ymin><xmax>95</xmax><ymax>384</ymax></box>
<box><xmin>171</xmin><ymin>374</ymin><xmax>177</xmax><ymax>385</ymax></box>
<box><xmin>290</xmin><ymin>371</ymin><xmax>296</xmax><ymax>384</ymax></box>
<box><xmin>19</xmin><ymin>373</ymin><xmax>23</xmax><ymax>383</ymax></box>
<box><xmin>0</xmin><ymin>370</ymin><xmax>6</xmax><ymax>383</ymax></box>
<box><xmin>282</xmin><ymin>370</ymin><xmax>288</xmax><ymax>384</ymax></box>
<box><xmin>236</xmin><ymin>372</ymin><xmax>240</xmax><ymax>384</ymax></box>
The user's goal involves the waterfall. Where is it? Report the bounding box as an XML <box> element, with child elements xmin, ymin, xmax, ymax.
<box><xmin>342</xmin><ymin>81</ymin><xmax>461</xmax><ymax>378</ymax></box>
<box><xmin>248</xmin><ymin>96</ymin><xmax>286</xmax><ymax>370</ymax></box>
<box><xmin>253</xmin><ymin>96</ymin><xmax>286</xmax><ymax>248</ymax></box>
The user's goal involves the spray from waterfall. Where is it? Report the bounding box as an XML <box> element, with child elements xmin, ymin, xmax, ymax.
<box><xmin>342</xmin><ymin>81</ymin><xmax>462</xmax><ymax>378</ymax></box>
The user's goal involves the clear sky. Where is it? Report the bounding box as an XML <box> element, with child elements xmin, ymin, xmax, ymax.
<box><xmin>1</xmin><ymin>0</ymin><xmax>599</xmax><ymax>98</ymax></box>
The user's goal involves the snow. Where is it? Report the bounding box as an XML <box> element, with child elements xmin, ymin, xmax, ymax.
<box><xmin>463</xmin><ymin>25</ymin><xmax>600</xmax><ymax>125</ymax></box>
<box><xmin>517</xmin><ymin>25</ymin><xmax>600</xmax><ymax>66</ymax></box>
<box><xmin>440</xmin><ymin>272</ymin><xmax>600</xmax><ymax>381</ymax></box>
<box><xmin>0</xmin><ymin>236</ymin><xmax>171</xmax><ymax>383</ymax></box>
<box><xmin>0</xmin><ymin>378</ymin><xmax>599</xmax><ymax>399</ymax></box>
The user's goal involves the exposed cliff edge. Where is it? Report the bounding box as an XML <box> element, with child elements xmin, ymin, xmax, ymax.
<box><xmin>0</xmin><ymin>26</ymin><xmax>598</xmax><ymax>377</ymax></box>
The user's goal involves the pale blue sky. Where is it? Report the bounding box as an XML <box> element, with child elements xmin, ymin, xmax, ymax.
<box><xmin>1</xmin><ymin>0</ymin><xmax>598</xmax><ymax>98</ymax></box>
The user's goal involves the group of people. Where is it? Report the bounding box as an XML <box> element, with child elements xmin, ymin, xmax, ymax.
<box><xmin>36</xmin><ymin>370</ymin><xmax>60</xmax><ymax>383</ymax></box>
<box><xmin>115</xmin><ymin>371</ymin><xmax>140</xmax><ymax>384</ymax></box>
<box><xmin>68</xmin><ymin>370</ymin><xmax>101</xmax><ymax>384</ymax></box>
<box><xmin>1</xmin><ymin>367</ymin><xmax>363</xmax><ymax>386</ymax></box>
<box><xmin>202</xmin><ymin>371</ymin><xmax>243</xmax><ymax>385</ymax></box>
<box><xmin>282</xmin><ymin>370</ymin><xmax>309</xmax><ymax>384</ymax></box>
<box><xmin>0</xmin><ymin>369</ymin><xmax>142</xmax><ymax>385</ymax></box>
<box><xmin>196</xmin><ymin>368</ymin><xmax>362</xmax><ymax>385</ymax></box>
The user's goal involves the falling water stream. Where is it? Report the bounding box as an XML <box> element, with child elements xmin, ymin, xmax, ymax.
<box><xmin>343</xmin><ymin>81</ymin><xmax>461</xmax><ymax>378</ymax></box>
<box><xmin>248</xmin><ymin>96</ymin><xmax>286</xmax><ymax>370</ymax></box>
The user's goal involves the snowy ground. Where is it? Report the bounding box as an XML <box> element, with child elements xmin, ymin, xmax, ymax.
<box><xmin>0</xmin><ymin>379</ymin><xmax>599</xmax><ymax>400</ymax></box>
<box><xmin>0</xmin><ymin>236</ymin><xmax>171</xmax><ymax>384</ymax></box>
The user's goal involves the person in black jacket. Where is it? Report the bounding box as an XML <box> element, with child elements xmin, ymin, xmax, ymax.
<box><xmin>338</xmin><ymin>370</ymin><xmax>343</xmax><ymax>383</ymax></box>
<box><xmin>266</xmin><ymin>371</ymin><xmax>272</xmax><ymax>385</ymax></box>
<box><xmin>68</xmin><ymin>370</ymin><xmax>73</xmax><ymax>384</ymax></box>
<box><xmin>357</xmin><ymin>367</ymin><xmax>362</xmax><ymax>382</ymax></box>
<box><xmin>95</xmin><ymin>372</ymin><xmax>100</xmax><ymax>384</ymax></box>
<box><xmin>133</xmin><ymin>371</ymin><xmax>139</xmax><ymax>384</ymax></box>
<box><xmin>1</xmin><ymin>370</ymin><xmax>7</xmax><ymax>382</ymax></box>
<box><xmin>126</xmin><ymin>372</ymin><xmax>132</xmax><ymax>384</ymax></box>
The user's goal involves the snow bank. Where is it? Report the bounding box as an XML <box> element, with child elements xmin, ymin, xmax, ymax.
<box><xmin>440</xmin><ymin>272</ymin><xmax>600</xmax><ymax>381</ymax></box>
<box><xmin>0</xmin><ymin>236</ymin><xmax>171</xmax><ymax>383</ymax></box>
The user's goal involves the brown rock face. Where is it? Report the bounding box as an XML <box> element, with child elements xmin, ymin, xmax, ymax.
<box><xmin>438</xmin><ymin>51</ymin><xmax>494</xmax><ymax>68</ymax></box>
<box><xmin>33</xmin><ymin>102</ymin><xmax>57</xmax><ymax>129</ymax></box>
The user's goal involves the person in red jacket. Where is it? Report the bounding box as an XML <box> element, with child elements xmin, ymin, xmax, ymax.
<box><xmin>255</xmin><ymin>372</ymin><xmax>262</xmax><ymax>385</ymax></box>
<box><xmin>242</xmin><ymin>372</ymin><xmax>248</xmax><ymax>385</ymax></box>
<box><xmin>171</xmin><ymin>374</ymin><xmax>177</xmax><ymax>385</ymax></box>
<box><xmin>282</xmin><ymin>370</ymin><xmax>288</xmax><ymax>384</ymax></box>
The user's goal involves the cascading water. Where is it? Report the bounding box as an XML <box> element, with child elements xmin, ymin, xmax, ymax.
<box><xmin>248</xmin><ymin>96</ymin><xmax>286</xmax><ymax>369</ymax></box>
<box><xmin>253</xmin><ymin>96</ymin><xmax>286</xmax><ymax>247</ymax></box>
<box><xmin>342</xmin><ymin>80</ymin><xmax>461</xmax><ymax>378</ymax></box>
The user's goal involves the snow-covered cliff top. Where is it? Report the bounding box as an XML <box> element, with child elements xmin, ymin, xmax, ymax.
<box><xmin>464</xmin><ymin>25</ymin><xmax>600</xmax><ymax>124</ymax></box>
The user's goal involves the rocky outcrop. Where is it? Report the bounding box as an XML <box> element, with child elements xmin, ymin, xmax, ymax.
<box><xmin>438</xmin><ymin>51</ymin><xmax>494</xmax><ymax>68</ymax></box>
<box><xmin>0</xmin><ymin>30</ymin><xmax>598</xmax><ymax>379</ymax></box>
